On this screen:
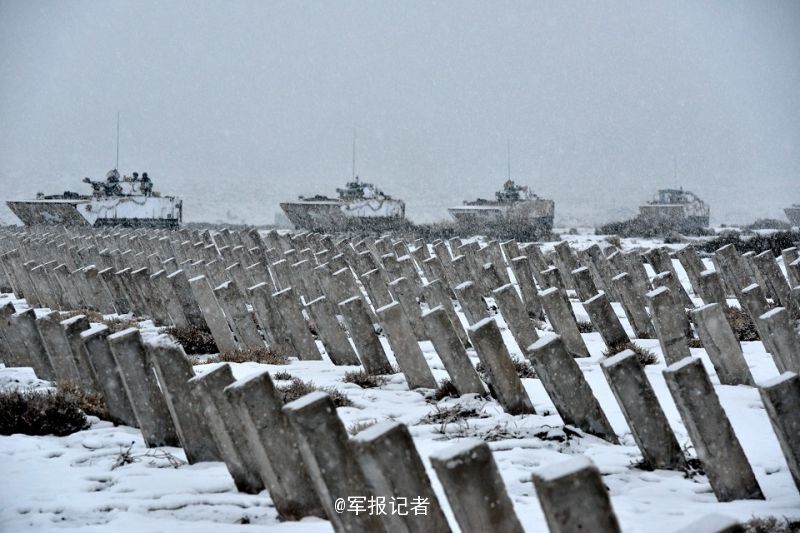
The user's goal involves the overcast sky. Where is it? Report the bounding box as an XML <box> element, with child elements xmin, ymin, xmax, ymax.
<box><xmin>1</xmin><ymin>0</ymin><xmax>798</xmax><ymax>226</ymax></box>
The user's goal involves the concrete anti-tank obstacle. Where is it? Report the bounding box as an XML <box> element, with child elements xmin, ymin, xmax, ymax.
<box><xmin>492</xmin><ymin>283</ymin><xmax>539</xmax><ymax>357</ymax></box>
<box><xmin>714</xmin><ymin>244</ymin><xmax>750</xmax><ymax>300</ymax></box>
<box><xmin>422</xmin><ymin>278</ymin><xmax>470</xmax><ymax>347</ymax></box>
<box><xmin>453</xmin><ymin>280</ymin><xmax>488</xmax><ymax>326</ymax></box>
<box><xmin>61</xmin><ymin>314</ymin><xmax>102</xmax><ymax>395</ymax></box>
<box><xmin>387</xmin><ymin>276</ymin><xmax>427</xmax><ymax>342</ymax></box>
<box><xmin>247</xmin><ymin>282</ymin><xmax>293</xmax><ymax>355</ymax></box>
<box><xmin>758</xmin><ymin>371</ymin><xmax>800</xmax><ymax>492</ymax></box>
<box><xmin>753</xmin><ymin>250</ymin><xmax>798</xmax><ymax>318</ymax></box>
<box><xmin>647</xmin><ymin>286</ymin><xmax>690</xmax><ymax>365</ymax></box>
<box><xmin>225</xmin><ymin>371</ymin><xmax>325</xmax><ymax>520</ymax></box>
<box><xmin>663</xmin><ymin>357</ymin><xmax>764</xmax><ymax>502</ymax></box>
<box><xmin>739</xmin><ymin>283</ymin><xmax>777</xmax><ymax>356</ymax></box>
<box><xmin>612</xmin><ymin>272</ymin><xmax>655</xmax><ymax>338</ymax></box>
<box><xmin>758</xmin><ymin>307</ymin><xmax>800</xmax><ymax>374</ymax></box>
<box><xmin>430</xmin><ymin>440</ymin><xmax>523</xmax><ymax>533</ymax></box>
<box><xmin>352</xmin><ymin>421</ymin><xmax>452</xmax><ymax>533</ymax></box>
<box><xmin>583</xmin><ymin>292</ymin><xmax>630</xmax><ymax>351</ymax></box>
<box><xmin>601</xmin><ymin>350</ymin><xmax>685</xmax><ymax>470</ymax></box>
<box><xmin>167</xmin><ymin>269</ymin><xmax>208</xmax><ymax>330</ymax></box>
<box><xmin>34</xmin><ymin>310</ymin><xmax>82</xmax><ymax>383</ymax></box>
<box><xmin>697</xmin><ymin>269</ymin><xmax>728</xmax><ymax>307</ymax></box>
<box><xmin>467</xmin><ymin>317</ymin><xmax>535</xmax><ymax>415</ymax></box>
<box><xmin>571</xmin><ymin>266</ymin><xmax>598</xmax><ymax>302</ymax></box>
<box><xmin>283</xmin><ymin>391</ymin><xmax>389</xmax><ymax>533</ymax></box>
<box><xmin>272</xmin><ymin>287</ymin><xmax>322</xmax><ymax>361</ymax></box>
<box><xmin>421</xmin><ymin>305</ymin><xmax>486</xmax><ymax>396</ymax></box>
<box><xmin>675</xmin><ymin>245</ymin><xmax>706</xmax><ymax>297</ymax></box>
<box><xmin>689</xmin><ymin>303</ymin><xmax>754</xmax><ymax>386</ymax></box>
<box><xmin>539</xmin><ymin>286</ymin><xmax>590</xmax><ymax>357</ymax></box>
<box><xmin>528</xmin><ymin>335</ymin><xmax>619</xmax><ymax>444</ymax></box>
<box><xmin>188</xmin><ymin>274</ymin><xmax>238</xmax><ymax>353</ymax></box>
<box><xmin>338</xmin><ymin>295</ymin><xmax>393</xmax><ymax>375</ymax></box>
<box><xmin>187</xmin><ymin>363</ymin><xmax>266</xmax><ymax>494</ymax></box>
<box><xmin>142</xmin><ymin>337</ymin><xmax>221</xmax><ymax>464</ymax></box>
<box><xmin>304</xmin><ymin>295</ymin><xmax>361</xmax><ymax>365</ymax></box>
<box><xmin>107</xmin><ymin>328</ymin><xmax>180</xmax><ymax>448</ymax></box>
<box><xmin>509</xmin><ymin>256</ymin><xmax>545</xmax><ymax>321</ymax></box>
<box><xmin>644</xmin><ymin>247</ymin><xmax>692</xmax><ymax>306</ymax></box>
<box><xmin>213</xmin><ymin>279</ymin><xmax>264</xmax><ymax>348</ymax></box>
<box><xmin>531</xmin><ymin>456</ymin><xmax>622</xmax><ymax>533</ymax></box>
<box><xmin>81</xmin><ymin>326</ymin><xmax>138</xmax><ymax>428</ymax></box>
<box><xmin>376</xmin><ymin>301</ymin><xmax>436</xmax><ymax>389</ymax></box>
<box><xmin>10</xmin><ymin>308</ymin><xmax>55</xmax><ymax>380</ymax></box>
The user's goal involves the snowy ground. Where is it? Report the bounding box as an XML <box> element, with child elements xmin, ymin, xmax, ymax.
<box><xmin>1</xmin><ymin>237</ymin><xmax>799</xmax><ymax>532</ymax></box>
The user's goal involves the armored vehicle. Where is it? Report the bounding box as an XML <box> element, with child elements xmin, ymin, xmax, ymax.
<box><xmin>7</xmin><ymin>169</ymin><xmax>182</xmax><ymax>228</ymax></box>
<box><xmin>280</xmin><ymin>177</ymin><xmax>406</xmax><ymax>233</ymax></box>
<box><xmin>597</xmin><ymin>187</ymin><xmax>711</xmax><ymax>237</ymax></box>
<box><xmin>785</xmin><ymin>205</ymin><xmax>800</xmax><ymax>227</ymax></box>
<box><xmin>638</xmin><ymin>188</ymin><xmax>710</xmax><ymax>227</ymax></box>
<box><xmin>448</xmin><ymin>180</ymin><xmax>555</xmax><ymax>239</ymax></box>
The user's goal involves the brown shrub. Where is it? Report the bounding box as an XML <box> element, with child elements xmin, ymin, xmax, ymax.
<box><xmin>165</xmin><ymin>325</ymin><xmax>218</xmax><ymax>354</ymax></box>
<box><xmin>576</xmin><ymin>321</ymin><xmax>595</xmax><ymax>333</ymax></box>
<box><xmin>272</xmin><ymin>370</ymin><xmax>293</xmax><ymax>381</ymax></box>
<box><xmin>687</xmin><ymin>338</ymin><xmax>703</xmax><ymax>348</ymax></box>
<box><xmin>277</xmin><ymin>378</ymin><xmax>353</xmax><ymax>407</ymax></box>
<box><xmin>744</xmin><ymin>516</ymin><xmax>800</xmax><ymax>533</ymax></box>
<box><xmin>603</xmin><ymin>341</ymin><xmax>659</xmax><ymax>366</ymax></box>
<box><xmin>724</xmin><ymin>306</ymin><xmax>760</xmax><ymax>342</ymax></box>
<box><xmin>342</xmin><ymin>370</ymin><xmax>386</xmax><ymax>388</ymax></box>
<box><xmin>57</xmin><ymin>382</ymin><xmax>112</xmax><ymax>422</ymax></box>
<box><xmin>209</xmin><ymin>346</ymin><xmax>288</xmax><ymax>365</ymax></box>
<box><xmin>0</xmin><ymin>388</ymin><xmax>89</xmax><ymax>436</ymax></box>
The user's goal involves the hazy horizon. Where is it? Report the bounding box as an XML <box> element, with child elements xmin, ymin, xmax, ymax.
<box><xmin>1</xmin><ymin>0</ymin><xmax>798</xmax><ymax>227</ymax></box>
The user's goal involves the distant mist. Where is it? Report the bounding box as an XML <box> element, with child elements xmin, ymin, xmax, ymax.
<box><xmin>1</xmin><ymin>0</ymin><xmax>798</xmax><ymax>227</ymax></box>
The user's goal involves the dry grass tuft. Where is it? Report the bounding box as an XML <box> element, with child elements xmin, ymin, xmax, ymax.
<box><xmin>603</xmin><ymin>341</ymin><xmax>659</xmax><ymax>366</ymax></box>
<box><xmin>60</xmin><ymin>309</ymin><xmax>138</xmax><ymax>333</ymax></box>
<box><xmin>421</xmin><ymin>404</ymin><xmax>489</xmax><ymax>425</ymax></box>
<box><xmin>475</xmin><ymin>359</ymin><xmax>537</xmax><ymax>381</ymax></box>
<box><xmin>342</xmin><ymin>370</ymin><xmax>386</xmax><ymax>388</ymax></box>
<box><xmin>576</xmin><ymin>320</ymin><xmax>595</xmax><ymax>333</ymax></box>
<box><xmin>277</xmin><ymin>378</ymin><xmax>353</xmax><ymax>407</ymax></box>
<box><xmin>208</xmin><ymin>346</ymin><xmax>288</xmax><ymax>365</ymax></box>
<box><xmin>0</xmin><ymin>388</ymin><xmax>89</xmax><ymax>436</ymax></box>
<box><xmin>165</xmin><ymin>325</ymin><xmax>218</xmax><ymax>354</ymax></box>
<box><xmin>347</xmin><ymin>419</ymin><xmax>378</xmax><ymax>436</ymax></box>
<box><xmin>272</xmin><ymin>370</ymin><xmax>294</xmax><ymax>381</ymax></box>
<box><xmin>432</xmin><ymin>379</ymin><xmax>459</xmax><ymax>401</ymax></box>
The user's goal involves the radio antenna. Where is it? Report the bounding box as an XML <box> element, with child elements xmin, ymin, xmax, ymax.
<box><xmin>673</xmin><ymin>154</ymin><xmax>678</xmax><ymax>188</ymax></box>
<box><xmin>115</xmin><ymin>111</ymin><xmax>120</xmax><ymax>170</ymax></box>
<box><xmin>352</xmin><ymin>129</ymin><xmax>357</xmax><ymax>181</ymax></box>
<box><xmin>507</xmin><ymin>139</ymin><xmax>511</xmax><ymax>181</ymax></box>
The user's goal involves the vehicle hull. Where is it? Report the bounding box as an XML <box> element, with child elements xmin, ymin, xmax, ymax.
<box><xmin>7</xmin><ymin>196</ymin><xmax>182</xmax><ymax>228</ymax></box>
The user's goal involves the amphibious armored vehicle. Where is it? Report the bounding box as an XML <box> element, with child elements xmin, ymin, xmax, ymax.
<box><xmin>638</xmin><ymin>188</ymin><xmax>710</xmax><ymax>227</ymax></box>
<box><xmin>280</xmin><ymin>177</ymin><xmax>407</xmax><ymax>233</ymax></box>
<box><xmin>785</xmin><ymin>205</ymin><xmax>800</xmax><ymax>227</ymax></box>
<box><xmin>448</xmin><ymin>180</ymin><xmax>555</xmax><ymax>239</ymax></box>
<box><xmin>597</xmin><ymin>188</ymin><xmax>711</xmax><ymax>237</ymax></box>
<box><xmin>7</xmin><ymin>169</ymin><xmax>182</xmax><ymax>228</ymax></box>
